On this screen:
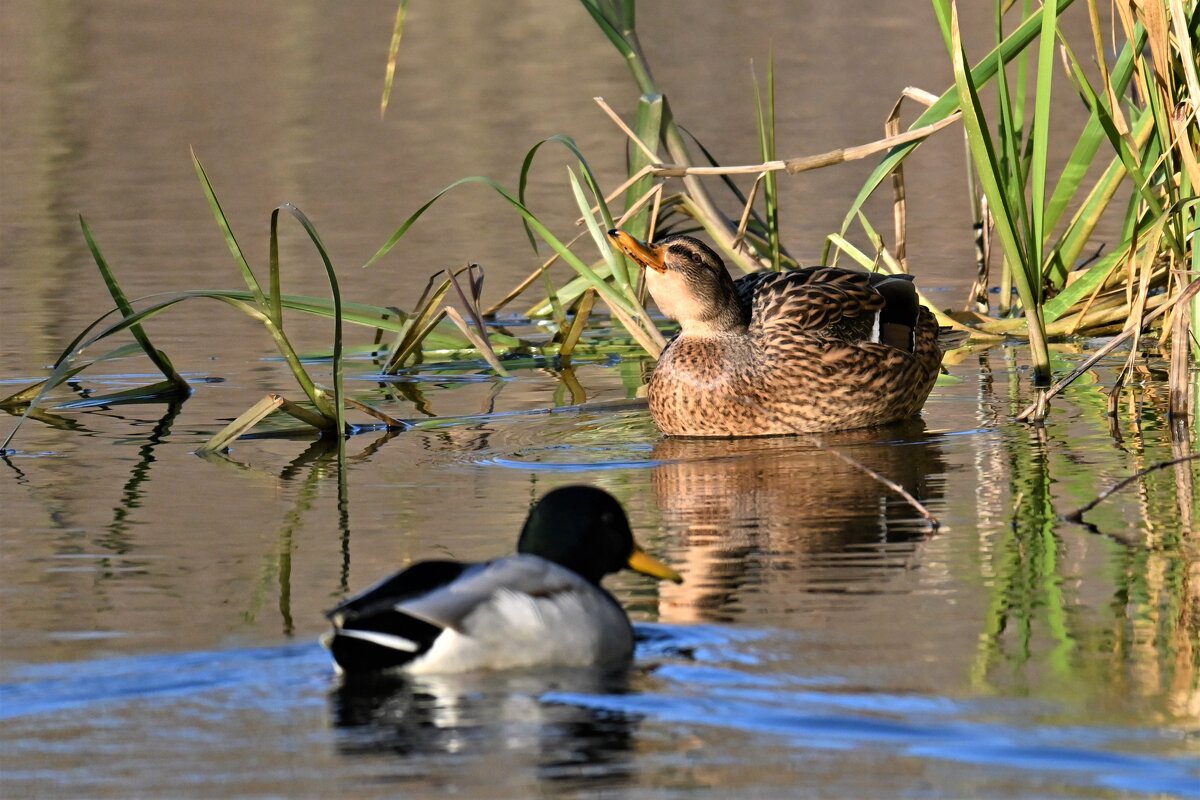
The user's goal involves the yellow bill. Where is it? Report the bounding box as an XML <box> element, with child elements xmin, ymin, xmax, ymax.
<box><xmin>627</xmin><ymin>544</ymin><xmax>683</xmax><ymax>583</ymax></box>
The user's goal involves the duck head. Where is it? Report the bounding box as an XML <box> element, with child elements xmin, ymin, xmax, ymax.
<box><xmin>607</xmin><ymin>229</ymin><xmax>746</xmax><ymax>335</ymax></box>
<box><xmin>518</xmin><ymin>486</ymin><xmax>682</xmax><ymax>585</ymax></box>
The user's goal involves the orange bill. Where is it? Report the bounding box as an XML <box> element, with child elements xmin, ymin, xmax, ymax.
<box><xmin>607</xmin><ymin>229</ymin><xmax>666</xmax><ymax>273</ymax></box>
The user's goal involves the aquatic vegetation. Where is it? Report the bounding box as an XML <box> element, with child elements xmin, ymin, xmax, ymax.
<box><xmin>366</xmin><ymin>0</ymin><xmax>1198</xmax><ymax>425</ymax></box>
<box><xmin>3</xmin><ymin>0</ymin><xmax>1196</xmax><ymax>445</ymax></box>
<box><xmin>0</xmin><ymin>152</ymin><xmax>415</xmax><ymax>453</ymax></box>
<box><xmin>0</xmin><ymin>155</ymin><xmax>654</xmax><ymax>451</ymax></box>
<box><xmin>3</xmin><ymin>5</ymin><xmax>1197</xmax><ymax>796</ymax></box>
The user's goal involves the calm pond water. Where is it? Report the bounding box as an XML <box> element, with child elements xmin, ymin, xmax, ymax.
<box><xmin>2</xmin><ymin>2</ymin><xmax>1198</xmax><ymax>798</ymax></box>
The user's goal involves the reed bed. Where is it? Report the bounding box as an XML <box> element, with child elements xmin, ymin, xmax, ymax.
<box><xmin>3</xmin><ymin>0</ymin><xmax>1197</xmax><ymax>450</ymax></box>
<box><xmin>373</xmin><ymin>0</ymin><xmax>1198</xmax><ymax>421</ymax></box>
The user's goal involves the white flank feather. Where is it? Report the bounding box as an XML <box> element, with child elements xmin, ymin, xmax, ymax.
<box><xmin>335</xmin><ymin>628</ymin><xmax>420</xmax><ymax>652</ymax></box>
<box><xmin>401</xmin><ymin>558</ymin><xmax>634</xmax><ymax>674</ymax></box>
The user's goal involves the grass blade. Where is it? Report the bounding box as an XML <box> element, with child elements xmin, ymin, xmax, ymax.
<box><xmin>364</xmin><ymin>174</ymin><xmax>643</xmax><ymax>320</ymax></box>
<box><xmin>54</xmin><ymin>380</ymin><xmax>191</xmax><ymax>410</ymax></box>
<box><xmin>1058</xmin><ymin>37</ymin><xmax>1163</xmax><ymax>220</ymax></box>
<box><xmin>192</xmin><ymin>150</ymin><xmax>266</xmax><ymax>306</ymax></box>
<box><xmin>753</xmin><ymin>51</ymin><xmax>780</xmax><ymax>270</ymax></box>
<box><xmin>79</xmin><ymin>217</ymin><xmax>190</xmax><ymax>394</ymax></box>
<box><xmin>559</xmin><ymin>288</ymin><xmax>596</xmax><ymax>360</ymax></box>
<box><xmin>274</xmin><ymin>204</ymin><xmax>346</xmax><ymax>434</ymax></box>
<box><xmin>624</xmin><ymin>94</ymin><xmax>663</xmax><ymax>241</ymax></box>
<box><xmin>379</xmin><ymin>0</ymin><xmax>409</xmax><ymax>118</ymax></box>
<box><xmin>444</xmin><ymin>307</ymin><xmax>511</xmax><ymax>377</ymax></box>
<box><xmin>842</xmin><ymin>0</ymin><xmax>1076</xmax><ymax>236</ymax></box>
<box><xmin>950</xmin><ymin>0</ymin><xmax>1050</xmax><ymax>380</ymax></box>
<box><xmin>198</xmin><ymin>395</ymin><xmax>287</xmax><ymax>454</ymax></box>
<box><xmin>1029</xmin><ymin>0</ymin><xmax>1057</xmax><ymax>279</ymax></box>
<box><xmin>567</xmin><ymin>165</ymin><xmax>630</xmax><ymax>294</ymax></box>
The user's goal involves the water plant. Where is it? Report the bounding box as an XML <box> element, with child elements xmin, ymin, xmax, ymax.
<box><xmin>370</xmin><ymin>0</ymin><xmax>1199</xmax><ymax>427</ymax></box>
<box><xmin>0</xmin><ymin>152</ymin><xmax>408</xmax><ymax>453</ymax></box>
<box><xmin>5</xmin><ymin>0</ymin><xmax>1197</xmax><ymax>449</ymax></box>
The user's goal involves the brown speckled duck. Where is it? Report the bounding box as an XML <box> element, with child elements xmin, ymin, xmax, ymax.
<box><xmin>607</xmin><ymin>229</ymin><xmax>945</xmax><ymax>437</ymax></box>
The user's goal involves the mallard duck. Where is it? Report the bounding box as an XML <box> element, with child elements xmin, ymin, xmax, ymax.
<box><xmin>607</xmin><ymin>229</ymin><xmax>946</xmax><ymax>437</ymax></box>
<box><xmin>323</xmin><ymin>486</ymin><xmax>682</xmax><ymax>674</ymax></box>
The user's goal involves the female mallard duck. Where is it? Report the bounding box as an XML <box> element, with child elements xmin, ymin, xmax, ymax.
<box><xmin>324</xmin><ymin>486</ymin><xmax>682</xmax><ymax>674</ymax></box>
<box><xmin>607</xmin><ymin>229</ymin><xmax>945</xmax><ymax>437</ymax></box>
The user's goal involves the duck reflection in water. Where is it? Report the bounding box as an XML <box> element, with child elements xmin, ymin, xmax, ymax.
<box><xmin>331</xmin><ymin>667</ymin><xmax>637</xmax><ymax>790</ymax></box>
<box><xmin>651</xmin><ymin>419</ymin><xmax>947</xmax><ymax>622</ymax></box>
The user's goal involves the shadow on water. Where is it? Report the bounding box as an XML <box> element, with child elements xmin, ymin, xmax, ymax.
<box><xmin>97</xmin><ymin>400</ymin><xmax>184</xmax><ymax>559</ymax></box>
<box><xmin>963</xmin><ymin>348</ymin><xmax>1200</xmax><ymax>716</ymax></box>
<box><xmin>205</xmin><ymin>435</ymin><xmax>357</xmax><ymax>634</ymax></box>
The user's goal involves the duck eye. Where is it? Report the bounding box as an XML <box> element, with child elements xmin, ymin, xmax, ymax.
<box><xmin>689</xmin><ymin>251</ymin><xmax>703</xmax><ymax>265</ymax></box>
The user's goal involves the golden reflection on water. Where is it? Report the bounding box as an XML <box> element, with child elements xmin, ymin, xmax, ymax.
<box><xmin>647</xmin><ymin>423</ymin><xmax>942</xmax><ymax>622</ymax></box>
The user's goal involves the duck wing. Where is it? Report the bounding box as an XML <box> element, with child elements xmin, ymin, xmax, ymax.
<box><xmin>326</xmin><ymin>556</ymin><xmax>599</xmax><ymax>673</ymax></box>
<box><xmin>328</xmin><ymin>560</ymin><xmax>469</xmax><ymax>622</ymax></box>
<box><xmin>737</xmin><ymin>267</ymin><xmax>922</xmax><ymax>352</ymax></box>
<box><xmin>395</xmin><ymin>555</ymin><xmax>586</xmax><ymax>632</ymax></box>
<box><xmin>398</xmin><ymin>555</ymin><xmax>630</xmax><ymax>673</ymax></box>
<box><xmin>326</xmin><ymin>560</ymin><xmax>470</xmax><ymax>672</ymax></box>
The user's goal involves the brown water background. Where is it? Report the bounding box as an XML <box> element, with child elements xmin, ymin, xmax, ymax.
<box><xmin>2</xmin><ymin>2</ymin><xmax>1197</xmax><ymax>797</ymax></box>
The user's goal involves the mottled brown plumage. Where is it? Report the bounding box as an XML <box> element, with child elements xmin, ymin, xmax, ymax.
<box><xmin>607</xmin><ymin>229</ymin><xmax>946</xmax><ymax>437</ymax></box>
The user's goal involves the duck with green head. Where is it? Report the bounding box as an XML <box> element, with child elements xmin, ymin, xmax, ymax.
<box><xmin>607</xmin><ymin>229</ymin><xmax>947</xmax><ymax>437</ymax></box>
<box><xmin>324</xmin><ymin>486</ymin><xmax>682</xmax><ymax>674</ymax></box>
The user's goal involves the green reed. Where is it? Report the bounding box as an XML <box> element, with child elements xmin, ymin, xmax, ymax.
<box><xmin>0</xmin><ymin>147</ymin><xmax>661</xmax><ymax>449</ymax></box>
<box><xmin>1</xmin><ymin>153</ymin><xmax>410</xmax><ymax>451</ymax></box>
<box><xmin>568</xmin><ymin>0</ymin><xmax>1198</xmax><ymax>414</ymax></box>
<box><xmin>6</xmin><ymin>0</ymin><xmax>1197</xmax><ymax>447</ymax></box>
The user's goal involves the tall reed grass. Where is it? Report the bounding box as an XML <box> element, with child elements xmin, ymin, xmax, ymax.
<box><xmin>565</xmin><ymin>0</ymin><xmax>1198</xmax><ymax>416</ymax></box>
<box><xmin>5</xmin><ymin>0</ymin><xmax>1196</xmax><ymax>448</ymax></box>
<box><xmin>379</xmin><ymin>0</ymin><xmax>1198</xmax><ymax>421</ymax></box>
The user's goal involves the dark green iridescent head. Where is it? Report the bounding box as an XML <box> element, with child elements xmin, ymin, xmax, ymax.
<box><xmin>517</xmin><ymin>486</ymin><xmax>682</xmax><ymax>585</ymax></box>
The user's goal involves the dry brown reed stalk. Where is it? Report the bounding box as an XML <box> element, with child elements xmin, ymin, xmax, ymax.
<box><xmin>1010</xmin><ymin>490</ymin><xmax>1025</xmax><ymax>528</ymax></box>
<box><xmin>885</xmin><ymin>87</ymin><xmax>939</xmax><ymax>274</ymax></box>
<box><xmin>482</xmin><ymin>231</ymin><xmax>588</xmax><ymax>317</ymax></box>
<box><xmin>591</xmin><ymin>94</ymin><xmax>960</xmax><ymax>277</ymax></box>
<box><xmin>636</xmin><ymin>115</ymin><xmax>963</xmax><ymax>179</ymax></box>
<box><xmin>731</xmin><ymin>173</ymin><xmax>768</xmax><ymax>252</ymax></box>
<box><xmin>1168</xmin><ymin>285</ymin><xmax>1196</xmax><ymax>419</ymax></box>
<box><xmin>342</xmin><ymin>397</ymin><xmax>408</xmax><ymax>429</ymax></box>
<box><xmin>813</xmin><ymin>441</ymin><xmax>941</xmax><ymax>531</ymax></box>
<box><xmin>558</xmin><ymin>288</ymin><xmax>596</xmax><ymax>361</ymax></box>
<box><xmin>1107</xmin><ymin>227</ymin><xmax>1162</xmax><ymax>415</ymax></box>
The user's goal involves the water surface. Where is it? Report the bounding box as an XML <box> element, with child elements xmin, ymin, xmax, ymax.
<box><xmin>2</xmin><ymin>2</ymin><xmax>1197</xmax><ymax>798</ymax></box>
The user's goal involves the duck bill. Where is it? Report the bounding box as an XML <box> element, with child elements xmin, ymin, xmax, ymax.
<box><xmin>607</xmin><ymin>229</ymin><xmax>666</xmax><ymax>273</ymax></box>
<box><xmin>627</xmin><ymin>545</ymin><xmax>683</xmax><ymax>583</ymax></box>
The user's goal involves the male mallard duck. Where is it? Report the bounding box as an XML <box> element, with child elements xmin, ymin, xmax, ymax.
<box><xmin>324</xmin><ymin>486</ymin><xmax>682</xmax><ymax>674</ymax></box>
<box><xmin>608</xmin><ymin>229</ymin><xmax>945</xmax><ymax>437</ymax></box>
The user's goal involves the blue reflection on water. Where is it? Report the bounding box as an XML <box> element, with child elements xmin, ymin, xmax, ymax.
<box><xmin>1</xmin><ymin>626</ymin><xmax>1196</xmax><ymax>798</ymax></box>
<box><xmin>0</xmin><ymin>642</ymin><xmax>328</xmax><ymax>720</ymax></box>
